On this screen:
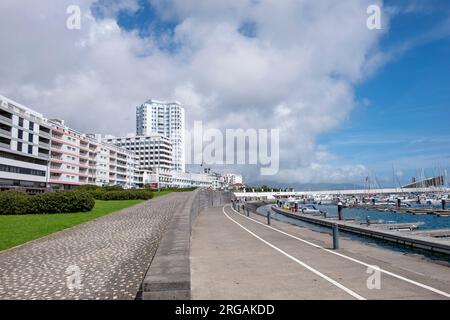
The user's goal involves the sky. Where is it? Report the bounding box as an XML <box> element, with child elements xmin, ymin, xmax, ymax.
<box><xmin>0</xmin><ymin>0</ymin><xmax>449</xmax><ymax>187</ymax></box>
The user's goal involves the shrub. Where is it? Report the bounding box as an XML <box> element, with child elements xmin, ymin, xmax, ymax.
<box><xmin>75</xmin><ymin>185</ymin><xmax>153</xmax><ymax>201</ymax></box>
<box><xmin>158</xmin><ymin>187</ymin><xmax>197</xmax><ymax>192</ymax></box>
<box><xmin>0</xmin><ymin>191</ymin><xmax>95</xmax><ymax>215</ymax></box>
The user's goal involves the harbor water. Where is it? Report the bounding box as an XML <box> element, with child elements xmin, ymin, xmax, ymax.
<box><xmin>256</xmin><ymin>204</ymin><xmax>450</xmax><ymax>263</ymax></box>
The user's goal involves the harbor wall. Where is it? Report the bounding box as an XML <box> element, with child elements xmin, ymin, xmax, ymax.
<box><xmin>141</xmin><ymin>189</ymin><xmax>232</xmax><ymax>300</ymax></box>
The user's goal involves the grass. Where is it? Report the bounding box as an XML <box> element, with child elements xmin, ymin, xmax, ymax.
<box><xmin>153</xmin><ymin>190</ymin><xmax>174</xmax><ymax>197</ymax></box>
<box><xmin>0</xmin><ymin>200</ymin><xmax>143</xmax><ymax>251</ymax></box>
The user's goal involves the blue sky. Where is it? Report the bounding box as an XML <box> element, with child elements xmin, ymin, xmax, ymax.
<box><xmin>319</xmin><ymin>1</ymin><xmax>450</xmax><ymax>186</ymax></box>
<box><xmin>88</xmin><ymin>0</ymin><xmax>450</xmax><ymax>186</ymax></box>
<box><xmin>2</xmin><ymin>0</ymin><xmax>449</xmax><ymax>186</ymax></box>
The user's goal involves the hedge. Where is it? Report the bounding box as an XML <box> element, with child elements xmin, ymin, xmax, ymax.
<box><xmin>0</xmin><ymin>191</ymin><xmax>95</xmax><ymax>215</ymax></box>
<box><xmin>159</xmin><ymin>187</ymin><xmax>197</xmax><ymax>192</ymax></box>
<box><xmin>75</xmin><ymin>185</ymin><xmax>154</xmax><ymax>200</ymax></box>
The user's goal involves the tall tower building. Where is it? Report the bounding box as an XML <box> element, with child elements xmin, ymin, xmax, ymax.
<box><xmin>136</xmin><ymin>99</ymin><xmax>185</xmax><ymax>172</ymax></box>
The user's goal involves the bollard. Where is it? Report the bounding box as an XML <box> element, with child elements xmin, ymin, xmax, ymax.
<box><xmin>337</xmin><ymin>202</ymin><xmax>344</xmax><ymax>221</ymax></box>
<box><xmin>246</xmin><ymin>207</ymin><xmax>249</xmax><ymax>217</ymax></box>
<box><xmin>366</xmin><ymin>216</ymin><xmax>371</xmax><ymax>226</ymax></box>
<box><xmin>332</xmin><ymin>223</ymin><xmax>339</xmax><ymax>249</ymax></box>
<box><xmin>267</xmin><ymin>210</ymin><xmax>271</xmax><ymax>225</ymax></box>
<box><xmin>442</xmin><ymin>199</ymin><xmax>446</xmax><ymax>210</ymax></box>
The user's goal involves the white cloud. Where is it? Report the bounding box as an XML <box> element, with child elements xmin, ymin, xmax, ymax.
<box><xmin>0</xmin><ymin>0</ymin><xmax>388</xmax><ymax>183</ymax></box>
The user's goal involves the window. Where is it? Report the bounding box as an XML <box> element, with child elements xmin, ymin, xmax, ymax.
<box><xmin>17</xmin><ymin>142</ymin><xmax>23</xmax><ymax>152</ymax></box>
<box><xmin>18</xmin><ymin>130</ymin><xmax>23</xmax><ymax>140</ymax></box>
<box><xmin>18</xmin><ymin>117</ymin><xmax>24</xmax><ymax>127</ymax></box>
<box><xmin>28</xmin><ymin>133</ymin><xmax>33</xmax><ymax>143</ymax></box>
<box><xmin>0</xmin><ymin>164</ymin><xmax>46</xmax><ymax>177</ymax></box>
<box><xmin>29</xmin><ymin>121</ymin><xmax>34</xmax><ymax>131</ymax></box>
<box><xmin>28</xmin><ymin>145</ymin><xmax>33</xmax><ymax>154</ymax></box>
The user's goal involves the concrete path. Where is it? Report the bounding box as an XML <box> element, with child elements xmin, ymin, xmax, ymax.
<box><xmin>0</xmin><ymin>192</ymin><xmax>193</xmax><ymax>300</ymax></box>
<box><xmin>191</xmin><ymin>205</ymin><xmax>450</xmax><ymax>300</ymax></box>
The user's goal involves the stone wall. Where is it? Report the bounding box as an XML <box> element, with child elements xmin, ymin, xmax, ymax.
<box><xmin>141</xmin><ymin>188</ymin><xmax>232</xmax><ymax>300</ymax></box>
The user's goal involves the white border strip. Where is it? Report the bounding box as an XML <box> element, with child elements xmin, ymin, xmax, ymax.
<box><xmin>229</xmin><ymin>205</ymin><xmax>450</xmax><ymax>298</ymax></box>
<box><xmin>222</xmin><ymin>206</ymin><xmax>366</xmax><ymax>300</ymax></box>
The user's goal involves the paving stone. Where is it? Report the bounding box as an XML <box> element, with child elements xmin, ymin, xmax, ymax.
<box><xmin>0</xmin><ymin>192</ymin><xmax>192</xmax><ymax>300</ymax></box>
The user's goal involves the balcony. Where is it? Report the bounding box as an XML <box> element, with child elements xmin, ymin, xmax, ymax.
<box><xmin>0</xmin><ymin>141</ymin><xmax>10</xmax><ymax>149</ymax></box>
<box><xmin>39</xmin><ymin>141</ymin><xmax>50</xmax><ymax>149</ymax></box>
<box><xmin>39</xmin><ymin>129</ymin><xmax>51</xmax><ymax>138</ymax></box>
<box><xmin>51</xmin><ymin>128</ymin><xmax>64</xmax><ymax>136</ymax></box>
<box><xmin>0</xmin><ymin>127</ymin><xmax>11</xmax><ymax>137</ymax></box>
<box><xmin>0</xmin><ymin>114</ymin><xmax>12</xmax><ymax>124</ymax></box>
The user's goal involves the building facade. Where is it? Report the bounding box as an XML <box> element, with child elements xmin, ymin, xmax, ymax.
<box><xmin>47</xmin><ymin>119</ymin><xmax>93</xmax><ymax>189</ymax></box>
<box><xmin>104</xmin><ymin>134</ymin><xmax>173</xmax><ymax>188</ymax></box>
<box><xmin>136</xmin><ymin>100</ymin><xmax>185</xmax><ymax>172</ymax></box>
<box><xmin>171</xmin><ymin>171</ymin><xmax>213</xmax><ymax>188</ymax></box>
<box><xmin>0</xmin><ymin>95</ymin><xmax>139</xmax><ymax>190</ymax></box>
<box><xmin>90</xmin><ymin>135</ymin><xmax>138</xmax><ymax>189</ymax></box>
<box><xmin>46</xmin><ymin>122</ymin><xmax>138</xmax><ymax>190</ymax></box>
<box><xmin>223</xmin><ymin>173</ymin><xmax>243</xmax><ymax>186</ymax></box>
<box><xmin>0</xmin><ymin>95</ymin><xmax>51</xmax><ymax>190</ymax></box>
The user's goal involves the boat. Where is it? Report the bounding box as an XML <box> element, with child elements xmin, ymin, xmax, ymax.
<box><xmin>299</xmin><ymin>204</ymin><xmax>321</xmax><ymax>214</ymax></box>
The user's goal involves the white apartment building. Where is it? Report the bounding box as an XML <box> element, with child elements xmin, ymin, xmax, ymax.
<box><xmin>210</xmin><ymin>172</ymin><xmax>225</xmax><ymax>190</ymax></box>
<box><xmin>104</xmin><ymin>134</ymin><xmax>173</xmax><ymax>188</ymax></box>
<box><xmin>172</xmin><ymin>171</ymin><xmax>213</xmax><ymax>188</ymax></box>
<box><xmin>136</xmin><ymin>99</ymin><xmax>185</xmax><ymax>172</ymax></box>
<box><xmin>90</xmin><ymin>135</ymin><xmax>138</xmax><ymax>188</ymax></box>
<box><xmin>223</xmin><ymin>173</ymin><xmax>243</xmax><ymax>186</ymax></box>
<box><xmin>0</xmin><ymin>95</ymin><xmax>51</xmax><ymax>190</ymax></box>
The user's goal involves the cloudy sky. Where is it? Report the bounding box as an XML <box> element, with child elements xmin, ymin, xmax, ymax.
<box><xmin>1</xmin><ymin>0</ymin><xmax>449</xmax><ymax>186</ymax></box>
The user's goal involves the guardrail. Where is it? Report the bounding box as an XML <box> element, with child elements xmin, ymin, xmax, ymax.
<box><xmin>271</xmin><ymin>206</ymin><xmax>450</xmax><ymax>255</ymax></box>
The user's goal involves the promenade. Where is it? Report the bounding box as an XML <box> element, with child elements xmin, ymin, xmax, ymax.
<box><xmin>0</xmin><ymin>192</ymin><xmax>193</xmax><ymax>300</ymax></box>
<box><xmin>191</xmin><ymin>204</ymin><xmax>450</xmax><ymax>299</ymax></box>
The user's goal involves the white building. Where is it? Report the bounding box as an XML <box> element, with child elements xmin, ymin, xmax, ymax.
<box><xmin>172</xmin><ymin>171</ymin><xmax>213</xmax><ymax>188</ymax></box>
<box><xmin>210</xmin><ymin>172</ymin><xmax>225</xmax><ymax>190</ymax></box>
<box><xmin>223</xmin><ymin>173</ymin><xmax>243</xmax><ymax>186</ymax></box>
<box><xmin>90</xmin><ymin>135</ymin><xmax>138</xmax><ymax>189</ymax></box>
<box><xmin>136</xmin><ymin>99</ymin><xmax>185</xmax><ymax>172</ymax></box>
<box><xmin>0</xmin><ymin>95</ymin><xmax>51</xmax><ymax>190</ymax></box>
<box><xmin>104</xmin><ymin>134</ymin><xmax>173</xmax><ymax>188</ymax></box>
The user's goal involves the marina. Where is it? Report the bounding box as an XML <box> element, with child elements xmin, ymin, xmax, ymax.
<box><xmin>268</xmin><ymin>204</ymin><xmax>450</xmax><ymax>255</ymax></box>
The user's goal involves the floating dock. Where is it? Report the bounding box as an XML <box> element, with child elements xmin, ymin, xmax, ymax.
<box><xmin>353</xmin><ymin>204</ymin><xmax>450</xmax><ymax>216</ymax></box>
<box><xmin>271</xmin><ymin>206</ymin><xmax>450</xmax><ymax>255</ymax></box>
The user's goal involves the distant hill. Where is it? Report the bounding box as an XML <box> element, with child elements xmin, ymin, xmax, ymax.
<box><xmin>245</xmin><ymin>181</ymin><xmax>363</xmax><ymax>191</ymax></box>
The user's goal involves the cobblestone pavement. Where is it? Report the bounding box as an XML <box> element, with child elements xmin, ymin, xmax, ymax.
<box><xmin>0</xmin><ymin>192</ymin><xmax>193</xmax><ymax>300</ymax></box>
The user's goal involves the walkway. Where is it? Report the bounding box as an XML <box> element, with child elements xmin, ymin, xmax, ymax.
<box><xmin>0</xmin><ymin>192</ymin><xmax>193</xmax><ymax>300</ymax></box>
<box><xmin>190</xmin><ymin>205</ymin><xmax>450</xmax><ymax>299</ymax></box>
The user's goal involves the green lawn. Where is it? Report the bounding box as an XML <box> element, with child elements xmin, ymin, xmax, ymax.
<box><xmin>153</xmin><ymin>190</ymin><xmax>173</xmax><ymax>197</ymax></box>
<box><xmin>0</xmin><ymin>200</ymin><xmax>143</xmax><ymax>251</ymax></box>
